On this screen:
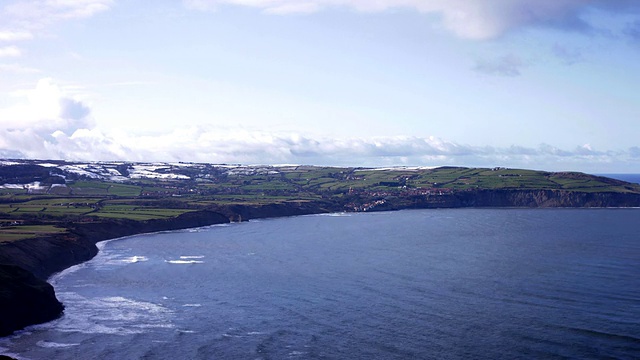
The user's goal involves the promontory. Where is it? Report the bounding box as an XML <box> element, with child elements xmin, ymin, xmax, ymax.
<box><xmin>1</xmin><ymin>159</ymin><xmax>640</xmax><ymax>336</ymax></box>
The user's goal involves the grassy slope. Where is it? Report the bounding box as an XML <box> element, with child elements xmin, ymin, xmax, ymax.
<box><xmin>1</xmin><ymin>164</ymin><xmax>638</xmax><ymax>337</ymax></box>
<box><xmin>0</xmin><ymin>225</ymin><xmax>67</xmax><ymax>242</ymax></box>
<box><xmin>1</xmin><ymin>166</ymin><xmax>638</xmax><ymax>242</ymax></box>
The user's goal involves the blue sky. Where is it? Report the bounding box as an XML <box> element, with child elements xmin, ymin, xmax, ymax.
<box><xmin>1</xmin><ymin>0</ymin><xmax>640</xmax><ymax>172</ymax></box>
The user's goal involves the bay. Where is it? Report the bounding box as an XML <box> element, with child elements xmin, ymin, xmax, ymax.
<box><xmin>2</xmin><ymin>209</ymin><xmax>639</xmax><ymax>359</ymax></box>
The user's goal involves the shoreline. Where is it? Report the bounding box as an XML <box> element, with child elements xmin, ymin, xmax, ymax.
<box><xmin>3</xmin><ymin>190</ymin><xmax>640</xmax><ymax>338</ymax></box>
<box><xmin>0</xmin><ymin>202</ymin><xmax>333</xmax><ymax>338</ymax></box>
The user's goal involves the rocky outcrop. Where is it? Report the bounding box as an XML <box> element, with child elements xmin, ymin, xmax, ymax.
<box><xmin>0</xmin><ymin>264</ymin><xmax>64</xmax><ymax>337</ymax></box>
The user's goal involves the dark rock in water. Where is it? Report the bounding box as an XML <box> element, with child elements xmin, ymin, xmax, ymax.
<box><xmin>0</xmin><ymin>264</ymin><xmax>64</xmax><ymax>337</ymax></box>
<box><xmin>0</xmin><ymin>355</ymin><xmax>17</xmax><ymax>360</ymax></box>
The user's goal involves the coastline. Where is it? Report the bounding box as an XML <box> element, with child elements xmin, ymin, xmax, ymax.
<box><xmin>0</xmin><ymin>202</ymin><xmax>333</xmax><ymax>338</ymax></box>
<box><xmin>2</xmin><ymin>190</ymin><xmax>640</xmax><ymax>338</ymax></box>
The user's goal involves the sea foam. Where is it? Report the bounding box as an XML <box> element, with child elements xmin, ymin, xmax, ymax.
<box><xmin>48</xmin><ymin>293</ymin><xmax>174</xmax><ymax>335</ymax></box>
<box><xmin>121</xmin><ymin>256</ymin><xmax>149</xmax><ymax>263</ymax></box>
<box><xmin>165</xmin><ymin>259</ymin><xmax>204</xmax><ymax>264</ymax></box>
<box><xmin>36</xmin><ymin>341</ymin><xmax>80</xmax><ymax>348</ymax></box>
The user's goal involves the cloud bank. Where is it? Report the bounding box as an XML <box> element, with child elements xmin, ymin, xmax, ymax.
<box><xmin>3</xmin><ymin>125</ymin><xmax>636</xmax><ymax>172</ymax></box>
<box><xmin>0</xmin><ymin>79</ymin><xmax>637</xmax><ymax>172</ymax></box>
<box><xmin>184</xmin><ymin>0</ymin><xmax>640</xmax><ymax>39</ymax></box>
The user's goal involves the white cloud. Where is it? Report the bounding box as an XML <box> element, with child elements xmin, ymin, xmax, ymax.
<box><xmin>0</xmin><ymin>46</ymin><xmax>21</xmax><ymax>57</ymax></box>
<box><xmin>0</xmin><ymin>78</ymin><xmax>94</xmax><ymax>135</ymax></box>
<box><xmin>0</xmin><ymin>2</ymin><xmax>112</xmax><ymax>79</ymax></box>
<box><xmin>47</xmin><ymin>0</ymin><xmax>113</xmax><ymax>19</ymax></box>
<box><xmin>1</xmin><ymin>125</ymin><xmax>637</xmax><ymax>171</ymax></box>
<box><xmin>0</xmin><ymin>0</ymin><xmax>113</xmax><ymax>43</ymax></box>
<box><xmin>0</xmin><ymin>30</ymin><xmax>33</xmax><ymax>41</ymax></box>
<box><xmin>184</xmin><ymin>0</ymin><xmax>640</xmax><ymax>39</ymax></box>
<box><xmin>1</xmin><ymin>79</ymin><xmax>637</xmax><ymax>171</ymax></box>
<box><xmin>3</xmin><ymin>0</ymin><xmax>113</xmax><ymax>22</ymax></box>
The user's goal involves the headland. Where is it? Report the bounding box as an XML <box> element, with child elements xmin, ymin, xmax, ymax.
<box><xmin>1</xmin><ymin>160</ymin><xmax>640</xmax><ymax>336</ymax></box>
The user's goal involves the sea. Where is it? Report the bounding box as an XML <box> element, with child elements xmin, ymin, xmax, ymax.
<box><xmin>1</xmin><ymin>209</ymin><xmax>639</xmax><ymax>359</ymax></box>
<box><xmin>599</xmin><ymin>174</ymin><xmax>640</xmax><ymax>184</ymax></box>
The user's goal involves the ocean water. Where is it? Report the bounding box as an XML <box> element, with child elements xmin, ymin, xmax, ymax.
<box><xmin>600</xmin><ymin>173</ymin><xmax>640</xmax><ymax>184</ymax></box>
<box><xmin>1</xmin><ymin>209</ymin><xmax>639</xmax><ymax>359</ymax></box>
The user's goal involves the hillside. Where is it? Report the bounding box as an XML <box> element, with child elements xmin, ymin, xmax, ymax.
<box><xmin>1</xmin><ymin>159</ymin><xmax>640</xmax><ymax>336</ymax></box>
<box><xmin>1</xmin><ymin>160</ymin><xmax>638</xmax><ymax>224</ymax></box>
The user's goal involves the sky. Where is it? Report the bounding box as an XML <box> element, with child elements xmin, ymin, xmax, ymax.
<box><xmin>1</xmin><ymin>0</ymin><xmax>640</xmax><ymax>173</ymax></box>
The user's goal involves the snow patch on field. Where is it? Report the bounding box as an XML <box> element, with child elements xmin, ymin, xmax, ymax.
<box><xmin>126</xmin><ymin>164</ymin><xmax>191</xmax><ymax>179</ymax></box>
<box><xmin>59</xmin><ymin>165</ymin><xmax>102</xmax><ymax>179</ymax></box>
<box><xmin>0</xmin><ymin>183</ymin><xmax>24</xmax><ymax>189</ymax></box>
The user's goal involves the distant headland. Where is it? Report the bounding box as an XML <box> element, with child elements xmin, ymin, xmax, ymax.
<box><xmin>1</xmin><ymin>159</ymin><xmax>640</xmax><ymax>336</ymax></box>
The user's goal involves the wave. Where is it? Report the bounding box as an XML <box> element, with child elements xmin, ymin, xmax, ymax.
<box><xmin>49</xmin><ymin>260</ymin><xmax>91</xmax><ymax>284</ymax></box>
<box><xmin>165</xmin><ymin>260</ymin><xmax>204</xmax><ymax>264</ymax></box>
<box><xmin>50</xmin><ymin>237</ymin><xmax>150</xmax><ymax>282</ymax></box>
<box><xmin>43</xmin><ymin>293</ymin><xmax>174</xmax><ymax>335</ymax></box>
<box><xmin>179</xmin><ymin>256</ymin><xmax>204</xmax><ymax>259</ymax></box>
<box><xmin>0</xmin><ymin>346</ymin><xmax>24</xmax><ymax>360</ymax></box>
<box><xmin>183</xmin><ymin>223</ymin><xmax>231</xmax><ymax>233</ymax></box>
<box><xmin>314</xmin><ymin>212</ymin><xmax>351</xmax><ymax>217</ymax></box>
<box><xmin>121</xmin><ymin>255</ymin><xmax>148</xmax><ymax>263</ymax></box>
<box><xmin>36</xmin><ymin>341</ymin><xmax>80</xmax><ymax>348</ymax></box>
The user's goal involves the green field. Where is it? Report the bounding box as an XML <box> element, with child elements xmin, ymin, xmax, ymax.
<box><xmin>91</xmin><ymin>205</ymin><xmax>192</xmax><ymax>221</ymax></box>
<box><xmin>0</xmin><ymin>225</ymin><xmax>67</xmax><ymax>242</ymax></box>
<box><xmin>0</xmin><ymin>165</ymin><xmax>637</xmax><ymax>224</ymax></box>
<box><xmin>0</xmin><ymin>197</ymin><xmax>101</xmax><ymax>217</ymax></box>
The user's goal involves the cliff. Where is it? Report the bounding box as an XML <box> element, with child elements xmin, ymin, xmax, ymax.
<box><xmin>207</xmin><ymin>200</ymin><xmax>337</xmax><ymax>222</ymax></box>
<box><xmin>375</xmin><ymin>189</ymin><xmax>640</xmax><ymax>211</ymax></box>
<box><xmin>0</xmin><ymin>264</ymin><xmax>64</xmax><ymax>337</ymax></box>
<box><xmin>453</xmin><ymin>189</ymin><xmax>640</xmax><ymax>208</ymax></box>
<box><xmin>0</xmin><ymin>204</ymin><xmax>331</xmax><ymax>337</ymax></box>
<box><xmin>1</xmin><ymin>190</ymin><xmax>639</xmax><ymax>337</ymax></box>
<box><xmin>0</xmin><ymin>210</ymin><xmax>231</xmax><ymax>280</ymax></box>
<box><xmin>0</xmin><ymin>210</ymin><xmax>230</xmax><ymax>337</ymax></box>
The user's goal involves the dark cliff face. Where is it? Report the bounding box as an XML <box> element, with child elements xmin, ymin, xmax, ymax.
<box><xmin>375</xmin><ymin>189</ymin><xmax>640</xmax><ymax>210</ymax></box>
<box><xmin>0</xmin><ymin>264</ymin><xmax>64</xmax><ymax>337</ymax></box>
<box><xmin>212</xmin><ymin>201</ymin><xmax>337</xmax><ymax>222</ymax></box>
<box><xmin>72</xmin><ymin>210</ymin><xmax>231</xmax><ymax>243</ymax></box>
<box><xmin>0</xmin><ymin>210</ymin><xmax>231</xmax><ymax>281</ymax></box>
<box><xmin>1</xmin><ymin>192</ymin><xmax>639</xmax><ymax>338</ymax></box>
<box><xmin>0</xmin><ymin>234</ymin><xmax>98</xmax><ymax>281</ymax></box>
<box><xmin>0</xmin><ymin>210</ymin><xmax>230</xmax><ymax>337</ymax></box>
<box><xmin>452</xmin><ymin>190</ymin><xmax>640</xmax><ymax>208</ymax></box>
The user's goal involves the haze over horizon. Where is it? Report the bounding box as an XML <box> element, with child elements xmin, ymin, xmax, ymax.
<box><xmin>1</xmin><ymin>0</ymin><xmax>639</xmax><ymax>172</ymax></box>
